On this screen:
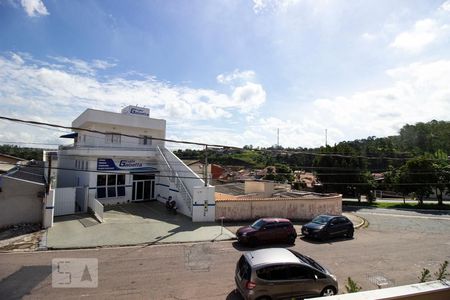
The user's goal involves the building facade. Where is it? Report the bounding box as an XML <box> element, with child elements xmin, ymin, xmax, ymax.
<box><xmin>47</xmin><ymin>106</ymin><xmax>215</xmax><ymax>224</ymax></box>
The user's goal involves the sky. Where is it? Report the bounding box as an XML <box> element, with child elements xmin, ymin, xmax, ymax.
<box><xmin>1</xmin><ymin>0</ymin><xmax>450</xmax><ymax>149</ymax></box>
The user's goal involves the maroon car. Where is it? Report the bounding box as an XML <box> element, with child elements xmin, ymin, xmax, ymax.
<box><xmin>236</xmin><ymin>218</ymin><xmax>297</xmax><ymax>246</ymax></box>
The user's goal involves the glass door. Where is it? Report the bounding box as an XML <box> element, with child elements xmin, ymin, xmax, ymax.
<box><xmin>132</xmin><ymin>174</ymin><xmax>156</xmax><ymax>202</ymax></box>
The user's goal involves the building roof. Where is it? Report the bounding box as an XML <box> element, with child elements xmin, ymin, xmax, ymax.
<box><xmin>214</xmin><ymin>181</ymin><xmax>338</xmax><ymax>201</ymax></box>
<box><xmin>0</xmin><ymin>153</ymin><xmax>26</xmax><ymax>173</ymax></box>
<box><xmin>0</xmin><ymin>153</ymin><xmax>26</xmax><ymax>161</ymax></box>
<box><xmin>72</xmin><ymin>108</ymin><xmax>166</xmax><ymax>131</ymax></box>
<box><xmin>5</xmin><ymin>161</ymin><xmax>46</xmax><ymax>184</ymax></box>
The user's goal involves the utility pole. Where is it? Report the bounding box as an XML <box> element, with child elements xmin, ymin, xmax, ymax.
<box><xmin>325</xmin><ymin>129</ymin><xmax>328</xmax><ymax>147</ymax></box>
<box><xmin>46</xmin><ymin>152</ymin><xmax>52</xmax><ymax>193</ymax></box>
<box><xmin>204</xmin><ymin>144</ymin><xmax>208</xmax><ymax>187</ymax></box>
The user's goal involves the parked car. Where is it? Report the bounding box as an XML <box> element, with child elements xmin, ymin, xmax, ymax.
<box><xmin>236</xmin><ymin>218</ymin><xmax>297</xmax><ymax>246</ymax></box>
<box><xmin>301</xmin><ymin>215</ymin><xmax>354</xmax><ymax>241</ymax></box>
<box><xmin>235</xmin><ymin>248</ymin><xmax>338</xmax><ymax>300</ymax></box>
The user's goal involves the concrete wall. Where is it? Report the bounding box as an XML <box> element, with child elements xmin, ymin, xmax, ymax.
<box><xmin>322</xmin><ymin>280</ymin><xmax>450</xmax><ymax>300</ymax></box>
<box><xmin>244</xmin><ymin>181</ymin><xmax>275</xmax><ymax>197</ymax></box>
<box><xmin>0</xmin><ymin>176</ymin><xmax>44</xmax><ymax>228</ymax></box>
<box><xmin>215</xmin><ymin>194</ymin><xmax>342</xmax><ymax>221</ymax></box>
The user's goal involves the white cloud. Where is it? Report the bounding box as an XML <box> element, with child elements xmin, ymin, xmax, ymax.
<box><xmin>252</xmin><ymin>0</ymin><xmax>301</xmax><ymax>14</ymax></box>
<box><xmin>225</xmin><ymin>60</ymin><xmax>450</xmax><ymax>148</ymax></box>
<box><xmin>216</xmin><ymin>69</ymin><xmax>256</xmax><ymax>85</ymax></box>
<box><xmin>231</xmin><ymin>82</ymin><xmax>266</xmax><ymax>112</ymax></box>
<box><xmin>20</xmin><ymin>0</ymin><xmax>49</xmax><ymax>17</ymax></box>
<box><xmin>441</xmin><ymin>1</ymin><xmax>450</xmax><ymax>12</ymax></box>
<box><xmin>390</xmin><ymin>18</ymin><xmax>442</xmax><ymax>53</ymax></box>
<box><xmin>2</xmin><ymin>53</ymin><xmax>449</xmax><ymax>149</ymax></box>
<box><xmin>48</xmin><ymin>56</ymin><xmax>116</xmax><ymax>75</ymax></box>
<box><xmin>11</xmin><ymin>53</ymin><xmax>24</xmax><ymax>65</ymax></box>
<box><xmin>0</xmin><ymin>53</ymin><xmax>267</xmax><ymax>145</ymax></box>
<box><xmin>361</xmin><ymin>32</ymin><xmax>377</xmax><ymax>41</ymax></box>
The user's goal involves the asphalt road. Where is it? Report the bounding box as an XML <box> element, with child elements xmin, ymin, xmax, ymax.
<box><xmin>1</xmin><ymin>208</ymin><xmax>449</xmax><ymax>299</ymax></box>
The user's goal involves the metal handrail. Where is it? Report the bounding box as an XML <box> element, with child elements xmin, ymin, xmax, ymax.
<box><xmin>157</xmin><ymin>146</ymin><xmax>193</xmax><ymax>213</ymax></box>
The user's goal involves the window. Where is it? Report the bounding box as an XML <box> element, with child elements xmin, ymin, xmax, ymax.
<box><xmin>288</xmin><ymin>265</ymin><xmax>314</xmax><ymax>280</ymax></box>
<box><xmin>105</xmin><ymin>133</ymin><xmax>121</xmax><ymax>144</ymax></box>
<box><xmin>139</xmin><ymin>135</ymin><xmax>152</xmax><ymax>145</ymax></box>
<box><xmin>264</xmin><ymin>223</ymin><xmax>277</xmax><ymax>229</ymax></box>
<box><xmin>257</xmin><ymin>265</ymin><xmax>290</xmax><ymax>281</ymax></box>
<box><xmin>97</xmin><ymin>175</ymin><xmax>106</xmax><ymax>198</ymax></box>
<box><xmin>96</xmin><ymin>174</ymin><xmax>126</xmax><ymax>199</ymax></box>
<box><xmin>237</xmin><ymin>256</ymin><xmax>251</xmax><ymax>280</ymax></box>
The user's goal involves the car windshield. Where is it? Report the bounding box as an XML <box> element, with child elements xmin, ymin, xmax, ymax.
<box><xmin>312</xmin><ymin>215</ymin><xmax>331</xmax><ymax>225</ymax></box>
<box><xmin>251</xmin><ymin>219</ymin><xmax>266</xmax><ymax>230</ymax></box>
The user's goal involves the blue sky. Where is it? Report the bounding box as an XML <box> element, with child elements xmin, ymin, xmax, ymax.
<box><xmin>1</xmin><ymin>0</ymin><xmax>450</xmax><ymax>149</ymax></box>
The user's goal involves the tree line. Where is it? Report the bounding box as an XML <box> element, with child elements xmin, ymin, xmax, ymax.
<box><xmin>175</xmin><ymin>120</ymin><xmax>450</xmax><ymax>205</ymax></box>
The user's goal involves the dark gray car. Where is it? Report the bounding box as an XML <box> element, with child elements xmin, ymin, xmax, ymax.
<box><xmin>302</xmin><ymin>215</ymin><xmax>354</xmax><ymax>241</ymax></box>
<box><xmin>235</xmin><ymin>248</ymin><xmax>338</xmax><ymax>300</ymax></box>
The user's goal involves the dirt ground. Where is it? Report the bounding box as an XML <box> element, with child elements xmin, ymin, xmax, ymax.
<box><xmin>0</xmin><ymin>224</ymin><xmax>43</xmax><ymax>251</ymax></box>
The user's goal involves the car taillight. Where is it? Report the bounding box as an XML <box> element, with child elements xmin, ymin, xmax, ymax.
<box><xmin>246</xmin><ymin>280</ymin><xmax>256</xmax><ymax>290</ymax></box>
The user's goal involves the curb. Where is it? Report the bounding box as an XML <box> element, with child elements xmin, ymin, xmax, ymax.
<box><xmin>343</xmin><ymin>212</ymin><xmax>367</xmax><ymax>229</ymax></box>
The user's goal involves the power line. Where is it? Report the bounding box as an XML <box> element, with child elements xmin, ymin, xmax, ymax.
<box><xmin>2</xmin><ymin>162</ymin><xmax>449</xmax><ymax>186</ymax></box>
<box><xmin>0</xmin><ymin>115</ymin><xmax>240</xmax><ymax>149</ymax></box>
<box><xmin>0</xmin><ymin>115</ymin><xmax>446</xmax><ymax>162</ymax></box>
<box><xmin>0</xmin><ymin>140</ymin><xmax>61</xmax><ymax>146</ymax></box>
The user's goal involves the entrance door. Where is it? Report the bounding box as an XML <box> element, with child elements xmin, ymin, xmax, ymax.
<box><xmin>132</xmin><ymin>174</ymin><xmax>155</xmax><ymax>201</ymax></box>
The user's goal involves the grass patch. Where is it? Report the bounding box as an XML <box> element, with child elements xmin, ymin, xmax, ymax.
<box><xmin>342</xmin><ymin>201</ymin><xmax>450</xmax><ymax>210</ymax></box>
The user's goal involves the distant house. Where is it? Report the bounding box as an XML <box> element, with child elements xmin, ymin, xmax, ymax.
<box><xmin>0</xmin><ymin>160</ymin><xmax>46</xmax><ymax>228</ymax></box>
<box><xmin>294</xmin><ymin>171</ymin><xmax>317</xmax><ymax>188</ymax></box>
<box><xmin>183</xmin><ymin>160</ymin><xmax>225</xmax><ymax>181</ymax></box>
<box><xmin>0</xmin><ymin>153</ymin><xmax>26</xmax><ymax>174</ymax></box>
<box><xmin>214</xmin><ymin>180</ymin><xmax>342</xmax><ymax>221</ymax></box>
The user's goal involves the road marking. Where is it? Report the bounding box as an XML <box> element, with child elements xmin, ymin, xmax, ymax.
<box><xmin>357</xmin><ymin>212</ymin><xmax>450</xmax><ymax>221</ymax></box>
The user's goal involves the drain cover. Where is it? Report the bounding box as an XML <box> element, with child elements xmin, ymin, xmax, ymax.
<box><xmin>367</xmin><ymin>273</ymin><xmax>394</xmax><ymax>288</ymax></box>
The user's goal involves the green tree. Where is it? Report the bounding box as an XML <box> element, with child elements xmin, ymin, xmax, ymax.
<box><xmin>396</xmin><ymin>156</ymin><xmax>435</xmax><ymax>204</ymax></box>
<box><xmin>314</xmin><ymin>144</ymin><xmax>369</xmax><ymax>197</ymax></box>
<box><xmin>431</xmin><ymin>153</ymin><xmax>450</xmax><ymax>206</ymax></box>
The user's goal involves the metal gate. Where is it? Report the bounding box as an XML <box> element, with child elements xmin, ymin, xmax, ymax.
<box><xmin>54</xmin><ymin>187</ymin><xmax>76</xmax><ymax>216</ymax></box>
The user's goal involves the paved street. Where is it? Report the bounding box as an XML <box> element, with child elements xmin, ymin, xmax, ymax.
<box><xmin>1</xmin><ymin>208</ymin><xmax>450</xmax><ymax>299</ymax></box>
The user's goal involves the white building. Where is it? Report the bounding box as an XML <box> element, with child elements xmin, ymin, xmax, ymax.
<box><xmin>43</xmin><ymin>106</ymin><xmax>215</xmax><ymax>226</ymax></box>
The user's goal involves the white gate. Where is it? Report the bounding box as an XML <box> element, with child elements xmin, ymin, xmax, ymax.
<box><xmin>54</xmin><ymin>187</ymin><xmax>76</xmax><ymax>216</ymax></box>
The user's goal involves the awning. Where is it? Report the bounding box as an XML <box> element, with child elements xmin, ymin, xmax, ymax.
<box><xmin>60</xmin><ymin>132</ymin><xmax>78</xmax><ymax>139</ymax></box>
<box><xmin>130</xmin><ymin>167</ymin><xmax>159</xmax><ymax>174</ymax></box>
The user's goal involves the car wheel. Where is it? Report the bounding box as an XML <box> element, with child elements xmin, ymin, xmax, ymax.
<box><xmin>347</xmin><ymin>229</ymin><xmax>354</xmax><ymax>238</ymax></box>
<box><xmin>287</xmin><ymin>234</ymin><xmax>296</xmax><ymax>245</ymax></box>
<box><xmin>321</xmin><ymin>286</ymin><xmax>337</xmax><ymax>296</ymax></box>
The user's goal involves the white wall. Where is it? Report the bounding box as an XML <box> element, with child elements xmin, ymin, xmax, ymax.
<box><xmin>0</xmin><ymin>177</ymin><xmax>44</xmax><ymax>228</ymax></box>
<box><xmin>43</xmin><ymin>189</ymin><xmax>55</xmax><ymax>228</ymax></box>
<box><xmin>192</xmin><ymin>186</ymin><xmax>216</xmax><ymax>222</ymax></box>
